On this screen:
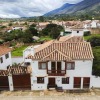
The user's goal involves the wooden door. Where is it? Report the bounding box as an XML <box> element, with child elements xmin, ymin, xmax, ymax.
<box><xmin>83</xmin><ymin>77</ymin><xmax>90</xmax><ymax>88</ymax></box>
<box><xmin>48</xmin><ymin>78</ymin><xmax>55</xmax><ymax>86</ymax></box>
<box><xmin>12</xmin><ymin>74</ymin><xmax>31</xmax><ymax>90</ymax></box>
<box><xmin>74</xmin><ymin>77</ymin><xmax>81</xmax><ymax>88</ymax></box>
<box><xmin>0</xmin><ymin>76</ymin><xmax>9</xmax><ymax>90</ymax></box>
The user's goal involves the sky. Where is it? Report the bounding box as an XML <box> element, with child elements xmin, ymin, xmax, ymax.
<box><xmin>0</xmin><ymin>0</ymin><xmax>83</xmax><ymax>18</ymax></box>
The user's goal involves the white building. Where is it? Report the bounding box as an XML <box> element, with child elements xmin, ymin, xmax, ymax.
<box><xmin>64</xmin><ymin>28</ymin><xmax>84</xmax><ymax>36</ymax></box>
<box><xmin>0</xmin><ymin>36</ymin><xmax>100</xmax><ymax>91</ymax></box>
<box><xmin>0</xmin><ymin>46</ymin><xmax>12</xmax><ymax>70</ymax></box>
<box><xmin>84</xmin><ymin>20</ymin><xmax>100</xmax><ymax>29</ymax></box>
<box><xmin>23</xmin><ymin>36</ymin><xmax>96</xmax><ymax>90</ymax></box>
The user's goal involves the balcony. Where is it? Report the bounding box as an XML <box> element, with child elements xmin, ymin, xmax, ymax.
<box><xmin>47</xmin><ymin>70</ymin><xmax>66</xmax><ymax>76</ymax></box>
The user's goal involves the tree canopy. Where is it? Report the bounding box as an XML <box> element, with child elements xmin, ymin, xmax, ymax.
<box><xmin>42</xmin><ymin>24</ymin><xmax>64</xmax><ymax>39</ymax></box>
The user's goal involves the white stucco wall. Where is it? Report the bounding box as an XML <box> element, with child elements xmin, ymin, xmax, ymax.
<box><xmin>91</xmin><ymin>21</ymin><xmax>97</xmax><ymax>28</ymax></box>
<box><xmin>0</xmin><ymin>52</ymin><xmax>12</xmax><ymax>70</ymax></box>
<box><xmin>67</xmin><ymin>60</ymin><xmax>93</xmax><ymax>77</ymax></box>
<box><xmin>90</xmin><ymin>76</ymin><xmax>100</xmax><ymax>88</ymax></box>
<box><xmin>12</xmin><ymin>57</ymin><xmax>23</xmax><ymax>64</ymax></box>
<box><xmin>71</xmin><ymin>30</ymin><xmax>84</xmax><ymax>36</ymax></box>
<box><xmin>8</xmin><ymin>75</ymin><xmax>14</xmax><ymax>91</ymax></box>
<box><xmin>30</xmin><ymin>60</ymin><xmax>93</xmax><ymax>90</ymax></box>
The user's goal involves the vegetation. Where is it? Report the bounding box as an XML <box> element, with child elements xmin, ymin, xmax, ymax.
<box><xmin>2</xmin><ymin>30</ymin><xmax>33</xmax><ymax>43</ymax></box>
<box><xmin>84</xmin><ymin>31</ymin><xmax>91</xmax><ymax>36</ymax></box>
<box><xmin>87</xmin><ymin>35</ymin><xmax>100</xmax><ymax>47</ymax></box>
<box><xmin>85</xmin><ymin>34</ymin><xmax>100</xmax><ymax>76</ymax></box>
<box><xmin>28</xmin><ymin>24</ymin><xmax>38</xmax><ymax>36</ymax></box>
<box><xmin>39</xmin><ymin>36</ymin><xmax>52</xmax><ymax>41</ymax></box>
<box><xmin>12</xmin><ymin>45</ymin><xmax>28</xmax><ymax>57</ymax></box>
<box><xmin>92</xmin><ymin>46</ymin><xmax>100</xmax><ymax>76</ymax></box>
<box><xmin>42</xmin><ymin>24</ymin><xmax>64</xmax><ymax>39</ymax></box>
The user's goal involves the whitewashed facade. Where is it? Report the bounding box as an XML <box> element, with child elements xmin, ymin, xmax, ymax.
<box><xmin>0</xmin><ymin>52</ymin><xmax>12</xmax><ymax>70</ymax></box>
<box><xmin>23</xmin><ymin>37</ymin><xmax>98</xmax><ymax>90</ymax></box>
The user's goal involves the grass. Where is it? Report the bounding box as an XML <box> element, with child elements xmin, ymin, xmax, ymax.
<box><xmin>84</xmin><ymin>34</ymin><xmax>100</xmax><ymax>41</ymax></box>
<box><xmin>11</xmin><ymin>45</ymin><xmax>28</xmax><ymax>57</ymax></box>
<box><xmin>39</xmin><ymin>36</ymin><xmax>52</xmax><ymax>41</ymax></box>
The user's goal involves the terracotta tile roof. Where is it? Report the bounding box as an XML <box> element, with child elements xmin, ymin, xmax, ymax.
<box><xmin>0</xmin><ymin>46</ymin><xmax>12</xmax><ymax>56</ymax></box>
<box><xmin>59</xmin><ymin>36</ymin><xmax>84</xmax><ymax>42</ymax></box>
<box><xmin>27</xmin><ymin>42</ymin><xmax>94</xmax><ymax>61</ymax></box>
<box><xmin>7</xmin><ymin>66</ymin><xmax>30</xmax><ymax>75</ymax></box>
<box><xmin>0</xmin><ymin>70</ymin><xmax>8</xmax><ymax>76</ymax></box>
<box><xmin>35</xmin><ymin>40</ymin><xmax>54</xmax><ymax>53</ymax></box>
<box><xmin>0</xmin><ymin>66</ymin><xmax>31</xmax><ymax>76</ymax></box>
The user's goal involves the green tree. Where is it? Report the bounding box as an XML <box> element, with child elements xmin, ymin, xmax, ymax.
<box><xmin>42</xmin><ymin>24</ymin><xmax>64</xmax><ymax>38</ymax></box>
<box><xmin>87</xmin><ymin>36</ymin><xmax>100</xmax><ymax>47</ymax></box>
<box><xmin>92</xmin><ymin>46</ymin><xmax>100</xmax><ymax>76</ymax></box>
<box><xmin>8</xmin><ymin>23</ymin><xmax>13</xmax><ymax>26</ymax></box>
<box><xmin>39</xmin><ymin>16</ymin><xmax>45</xmax><ymax>22</ymax></box>
<box><xmin>28</xmin><ymin>24</ymin><xmax>38</xmax><ymax>36</ymax></box>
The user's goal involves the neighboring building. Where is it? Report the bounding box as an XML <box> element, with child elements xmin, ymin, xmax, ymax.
<box><xmin>84</xmin><ymin>20</ymin><xmax>100</xmax><ymax>29</ymax></box>
<box><xmin>63</xmin><ymin>28</ymin><xmax>84</xmax><ymax>36</ymax></box>
<box><xmin>23</xmin><ymin>36</ymin><xmax>95</xmax><ymax>90</ymax></box>
<box><xmin>0</xmin><ymin>46</ymin><xmax>12</xmax><ymax>70</ymax></box>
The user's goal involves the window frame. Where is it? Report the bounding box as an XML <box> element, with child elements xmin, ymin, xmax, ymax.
<box><xmin>0</xmin><ymin>57</ymin><xmax>3</xmax><ymax>63</ymax></box>
<box><xmin>62</xmin><ymin>77</ymin><xmax>69</xmax><ymax>84</ymax></box>
<box><xmin>5</xmin><ymin>53</ymin><xmax>9</xmax><ymax>59</ymax></box>
<box><xmin>37</xmin><ymin>77</ymin><xmax>44</xmax><ymax>84</ymax></box>
<box><xmin>66</xmin><ymin>62</ymin><xmax>75</xmax><ymax>70</ymax></box>
<box><xmin>38</xmin><ymin>62</ymin><xmax>47</xmax><ymax>70</ymax></box>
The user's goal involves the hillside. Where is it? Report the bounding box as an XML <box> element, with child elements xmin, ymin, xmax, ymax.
<box><xmin>44</xmin><ymin>3</ymin><xmax>74</xmax><ymax>16</ymax></box>
<box><xmin>44</xmin><ymin>0</ymin><xmax>100</xmax><ymax>16</ymax></box>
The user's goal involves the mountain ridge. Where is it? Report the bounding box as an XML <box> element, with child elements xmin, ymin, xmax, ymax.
<box><xmin>44</xmin><ymin>0</ymin><xmax>100</xmax><ymax>16</ymax></box>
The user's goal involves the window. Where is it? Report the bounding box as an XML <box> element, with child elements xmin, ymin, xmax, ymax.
<box><xmin>0</xmin><ymin>57</ymin><xmax>3</xmax><ymax>63</ymax></box>
<box><xmin>62</xmin><ymin>77</ymin><xmax>69</xmax><ymax>84</ymax></box>
<box><xmin>25</xmin><ymin>62</ymin><xmax>31</xmax><ymax>66</ymax></box>
<box><xmin>37</xmin><ymin>77</ymin><xmax>44</xmax><ymax>83</ymax></box>
<box><xmin>66</xmin><ymin>62</ymin><xmax>75</xmax><ymax>70</ymax></box>
<box><xmin>77</xmin><ymin>31</ymin><xmax>79</xmax><ymax>33</ymax></box>
<box><xmin>38</xmin><ymin>62</ymin><xmax>47</xmax><ymax>69</ymax></box>
<box><xmin>5</xmin><ymin>54</ymin><xmax>9</xmax><ymax>59</ymax></box>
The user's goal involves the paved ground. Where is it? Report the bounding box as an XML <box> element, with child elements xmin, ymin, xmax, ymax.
<box><xmin>0</xmin><ymin>89</ymin><xmax>100</xmax><ymax>100</ymax></box>
<box><xmin>0</xmin><ymin>96</ymin><xmax>100</xmax><ymax>100</ymax></box>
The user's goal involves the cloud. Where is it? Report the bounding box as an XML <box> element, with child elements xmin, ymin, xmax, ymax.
<box><xmin>0</xmin><ymin>0</ymin><xmax>83</xmax><ymax>18</ymax></box>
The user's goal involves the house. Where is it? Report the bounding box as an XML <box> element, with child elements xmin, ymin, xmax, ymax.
<box><xmin>23</xmin><ymin>36</ymin><xmax>95</xmax><ymax>90</ymax></box>
<box><xmin>83</xmin><ymin>20</ymin><xmax>100</xmax><ymax>29</ymax></box>
<box><xmin>0</xmin><ymin>46</ymin><xmax>12</xmax><ymax>70</ymax></box>
<box><xmin>0</xmin><ymin>36</ymin><xmax>100</xmax><ymax>91</ymax></box>
<box><xmin>63</xmin><ymin>28</ymin><xmax>84</xmax><ymax>36</ymax></box>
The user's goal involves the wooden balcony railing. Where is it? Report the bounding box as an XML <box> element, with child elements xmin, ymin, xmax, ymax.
<box><xmin>47</xmin><ymin>70</ymin><xmax>66</xmax><ymax>76</ymax></box>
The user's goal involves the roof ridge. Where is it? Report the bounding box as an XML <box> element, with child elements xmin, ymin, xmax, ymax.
<box><xmin>42</xmin><ymin>49</ymin><xmax>72</xmax><ymax>61</ymax></box>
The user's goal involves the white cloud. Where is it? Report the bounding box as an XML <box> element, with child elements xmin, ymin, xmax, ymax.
<box><xmin>0</xmin><ymin>0</ymin><xmax>83</xmax><ymax>18</ymax></box>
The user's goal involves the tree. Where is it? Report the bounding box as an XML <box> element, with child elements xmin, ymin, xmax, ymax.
<box><xmin>3</xmin><ymin>29</ymin><xmax>33</xmax><ymax>43</ymax></box>
<box><xmin>39</xmin><ymin>16</ymin><xmax>45</xmax><ymax>22</ymax></box>
<box><xmin>92</xmin><ymin>46</ymin><xmax>100</xmax><ymax>76</ymax></box>
<box><xmin>87</xmin><ymin>36</ymin><xmax>100</xmax><ymax>47</ymax></box>
<box><xmin>42</xmin><ymin>24</ymin><xmax>64</xmax><ymax>38</ymax></box>
<box><xmin>84</xmin><ymin>31</ymin><xmax>91</xmax><ymax>36</ymax></box>
<box><xmin>8</xmin><ymin>23</ymin><xmax>13</xmax><ymax>26</ymax></box>
<box><xmin>28</xmin><ymin>24</ymin><xmax>38</xmax><ymax>36</ymax></box>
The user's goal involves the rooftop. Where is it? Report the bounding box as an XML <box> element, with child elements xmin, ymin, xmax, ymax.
<box><xmin>0</xmin><ymin>46</ymin><xmax>12</xmax><ymax>56</ymax></box>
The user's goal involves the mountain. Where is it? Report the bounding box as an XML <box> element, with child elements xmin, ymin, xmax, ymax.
<box><xmin>44</xmin><ymin>0</ymin><xmax>100</xmax><ymax>16</ymax></box>
<box><xmin>44</xmin><ymin>3</ymin><xmax>74</xmax><ymax>16</ymax></box>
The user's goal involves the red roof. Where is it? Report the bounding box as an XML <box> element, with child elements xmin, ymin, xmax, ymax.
<box><xmin>0</xmin><ymin>46</ymin><xmax>12</xmax><ymax>56</ymax></box>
